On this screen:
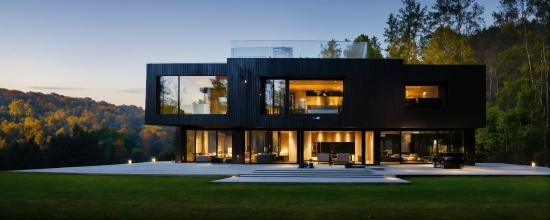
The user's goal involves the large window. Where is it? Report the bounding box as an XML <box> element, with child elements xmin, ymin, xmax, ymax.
<box><xmin>304</xmin><ymin>131</ymin><xmax>362</xmax><ymax>164</ymax></box>
<box><xmin>158</xmin><ymin>76</ymin><xmax>227</xmax><ymax>114</ymax></box>
<box><xmin>158</xmin><ymin>76</ymin><xmax>180</xmax><ymax>114</ymax></box>
<box><xmin>380</xmin><ymin>130</ymin><xmax>463</xmax><ymax>164</ymax></box>
<box><xmin>405</xmin><ymin>84</ymin><xmax>447</xmax><ymax>109</ymax></box>
<box><xmin>186</xmin><ymin>130</ymin><xmax>232</xmax><ymax>163</ymax></box>
<box><xmin>263</xmin><ymin>79</ymin><xmax>286</xmax><ymax>114</ymax></box>
<box><xmin>261</xmin><ymin>79</ymin><xmax>344</xmax><ymax>114</ymax></box>
<box><xmin>290</xmin><ymin>80</ymin><xmax>343</xmax><ymax>114</ymax></box>
<box><xmin>245</xmin><ymin>130</ymin><xmax>297</xmax><ymax>163</ymax></box>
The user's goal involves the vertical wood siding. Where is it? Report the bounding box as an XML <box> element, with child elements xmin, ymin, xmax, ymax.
<box><xmin>146</xmin><ymin>59</ymin><xmax>485</xmax><ymax>130</ymax></box>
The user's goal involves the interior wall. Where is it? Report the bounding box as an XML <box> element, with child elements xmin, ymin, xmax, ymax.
<box><xmin>365</xmin><ymin>131</ymin><xmax>374</xmax><ymax>164</ymax></box>
<box><xmin>354</xmin><ymin>131</ymin><xmax>362</xmax><ymax>163</ymax></box>
<box><xmin>402</xmin><ymin>132</ymin><xmax>411</xmax><ymax>153</ymax></box>
<box><xmin>280</xmin><ymin>132</ymin><xmax>289</xmax><ymax>155</ymax></box>
<box><xmin>304</xmin><ymin>131</ymin><xmax>312</xmax><ymax>160</ymax></box>
<box><xmin>289</xmin><ymin>131</ymin><xmax>297</xmax><ymax>162</ymax></box>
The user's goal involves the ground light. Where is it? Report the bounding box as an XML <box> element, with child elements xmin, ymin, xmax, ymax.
<box><xmin>128</xmin><ymin>160</ymin><xmax>132</xmax><ymax>164</ymax></box>
<box><xmin>532</xmin><ymin>162</ymin><xmax>536</xmax><ymax>167</ymax></box>
<box><xmin>152</xmin><ymin>158</ymin><xmax>156</xmax><ymax>162</ymax></box>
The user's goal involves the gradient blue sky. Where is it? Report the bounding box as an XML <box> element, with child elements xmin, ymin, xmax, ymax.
<box><xmin>0</xmin><ymin>0</ymin><xmax>499</xmax><ymax>107</ymax></box>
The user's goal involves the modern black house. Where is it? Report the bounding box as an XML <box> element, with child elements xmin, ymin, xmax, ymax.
<box><xmin>145</xmin><ymin>41</ymin><xmax>485</xmax><ymax>166</ymax></box>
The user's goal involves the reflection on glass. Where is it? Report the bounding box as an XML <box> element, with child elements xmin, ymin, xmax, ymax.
<box><xmin>247</xmin><ymin>130</ymin><xmax>297</xmax><ymax>163</ymax></box>
<box><xmin>437</xmin><ymin>131</ymin><xmax>463</xmax><ymax>153</ymax></box>
<box><xmin>180</xmin><ymin>76</ymin><xmax>227</xmax><ymax>114</ymax></box>
<box><xmin>380</xmin><ymin>131</ymin><xmax>400</xmax><ymax>163</ymax></box>
<box><xmin>158</xmin><ymin>76</ymin><xmax>227</xmax><ymax>115</ymax></box>
<box><xmin>186</xmin><ymin>130</ymin><xmax>195</xmax><ymax>162</ymax></box>
<box><xmin>400</xmin><ymin>131</ymin><xmax>437</xmax><ymax>164</ymax></box>
<box><xmin>158</xmin><ymin>76</ymin><xmax>180</xmax><ymax>114</ymax></box>
<box><xmin>191</xmin><ymin>130</ymin><xmax>232</xmax><ymax>162</ymax></box>
<box><xmin>289</xmin><ymin>80</ymin><xmax>343</xmax><ymax>114</ymax></box>
<box><xmin>264</xmin><ymin>79</ymin><xmax>286</xmax><ymax>114</ymax></box>
<box><xmin>231</xmin><ymin>40</ymin><xmax>366</xmax><ymax>58</ymax></box>
<box><xmin>304</xmin><ymin>131</ymin><xmax>361</xmax><ymax>164</ymax></box>
<box><xmin>217</xmin><ymin>130</ymin><xmax>232</xmax><ymax>159</ymax></box>
<box><xmin>405</xmin><ymin>85</ymin><xmax>446</xmax><ymax>109</ymax></box>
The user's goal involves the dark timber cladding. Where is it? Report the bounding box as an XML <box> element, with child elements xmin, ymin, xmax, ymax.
<box><xmin>144</xmin><ymin>58</ymin><xmax>486</xmax><ymax>165</ymax></box>
<box><xmin>144</xmin><ymin>63</ymin><xmax>228</xmax><ymax>127</ymax></box>
<box><xmin>226</xmin><ymin>58</ymin><xmax>485</xmax><ymax>129</ymax></box>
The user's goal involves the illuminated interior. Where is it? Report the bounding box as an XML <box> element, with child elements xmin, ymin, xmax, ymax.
<box><xmin>289</xmin><ymin>80</ymin><xmax>343</xmax><ymax>114</ymax></box>
<box><xmin>245</xmin><ymin>130</ymin><xmax>298</xmax><ymax>163</ymax></box>
<box><xmin>405</xmin><ymin>85</ymin><xmax>446</xmax><ymax>108</ymax></box>
<box><xmin>303</xmin><ymin>131</ymin><xmax>363</xmax><ymax>163</ymax></box>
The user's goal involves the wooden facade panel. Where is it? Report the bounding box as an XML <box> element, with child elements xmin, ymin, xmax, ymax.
<box><xmin>402</xmin><ymin>65</ymin><xmax>486</xmax><ymax>128</ymax></box>
<box><xmin>146</xmin><ymin>59</ymin><xmax>486</xmax><ymax>129</ymax></box>
<box><xmin>145</xmin><ymin>63</ymin><xmax>229</xmax><ymax>127</ymax></box>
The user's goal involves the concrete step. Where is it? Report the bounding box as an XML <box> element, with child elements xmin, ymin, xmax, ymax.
<box><xmin>239</xmin><ymin>174</ymin><xmax>384</xmax><ymax>178</ymax></box>
<box><xmin>253</xmin><ymin>169</ymin><xmax>374</xmax><ymax>173</ymax></box>
<box><xmin>242</xmin><ymin>168</ymin><xmax>379</xmax><ymax>178</ymax></box>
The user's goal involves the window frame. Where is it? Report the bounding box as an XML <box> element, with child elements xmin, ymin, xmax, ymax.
<box><xmin>156</xmin><ymin>75</ymin><xmax>228</xmax><ymax>115</ymax></box>
<box><xmin>260</xmin><ymin>78</ymin><xmax>344</xmax><ymax>115</ymax></box>
<box><xmin>405</xmin><ymin>82</ymin><xmax>449</xmax><ymax>109</ymax></box>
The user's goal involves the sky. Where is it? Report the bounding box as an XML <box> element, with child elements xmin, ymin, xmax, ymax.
<box><xmin>0</xmin><ymin>0</ymin><xmax>500</xmax><ymax>108</ymax></box>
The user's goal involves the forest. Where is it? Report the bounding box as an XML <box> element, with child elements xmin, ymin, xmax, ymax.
<box><xmin>0</xmin><ymin>0</ymin><xmax>548</xmax><ymax>169</ymax></box>
<box><xmin>0</xmin><ymin>88</ymin><xmax>175</xmax><ymax>170</ymax></box>
<box><xmin>322</xmin><ymin>0</ymin><xmax>549</xmax><ymax>167</ymax></box>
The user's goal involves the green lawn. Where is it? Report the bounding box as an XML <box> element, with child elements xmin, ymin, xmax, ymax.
<box><xmin>0</xmin><ymin>172</ymin><xmax>548</xmax><ymax>219</ymax></box>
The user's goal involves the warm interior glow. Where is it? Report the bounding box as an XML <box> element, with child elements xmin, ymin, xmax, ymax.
<box><xmin>405</xmin><ymin>85</ymin><xmax>439</xmax><ymax>98</ymax></box>
<box><xmin>532</xmin><ymin>162</ymin><xmax>536</xmax><ymax>167</ymax></box>
<box><xmin>152</xmin><ymin>158</ymin><xmax>156</xmax><ymax>162</ymax></box>
<box><xmin>128</xmin><ymin>160</ymin><xmax>132</xmax><ymax>164</ymax></box>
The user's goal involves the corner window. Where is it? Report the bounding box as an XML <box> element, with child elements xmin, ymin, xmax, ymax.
<box><xmin>158</xmin><ymin>76</ymin><xmax>180</xmax><ymax>114</ymax></box>
<box><xmin>157</xmin><ymin>76</ymin><xmax>227</xmax><ymax>114</ymax></box>
<box><xmin>405</xmin><ymin>84</ymin><xmax>447</xmax><ymax>109</ymax></box>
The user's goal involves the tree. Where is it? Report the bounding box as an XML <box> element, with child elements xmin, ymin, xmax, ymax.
<box><xmin>423</xmin><ymin>26</ymin><xmax>476</xmax><ymax>64</ymax></box>
<box><xmin>429</xmin><ymin>0</ymin><xmax>485</xmax><ymax>35</ymax></box>
<box><xmin>491</xmin><ymin>0</ymin><xmax>550</xmax><ymax>165</ymax></box>
<box><xmin>8</xmin><ymin>99</ymin><xmax>32</xmax><ymax>122</ymax></box>
<box><xmin>209</xmin><ymin>76</ymin><xmax>228</xmax><ymax>114</ymax></box>
<box><xmin>384</xmin><ymin>0</ymin><xmax>428</xmax><ymax>63</ymax></box>
<box><xmin>320</xmin><ymin>39</ymin><xmax>342</xmax><ymax>58</ymax></box>
<box><xmin>348</xmin><ymin>34</ymin><xmax>384</xmax><ymax>58</ymax></box>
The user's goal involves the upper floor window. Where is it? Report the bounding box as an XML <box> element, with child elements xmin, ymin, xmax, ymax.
<box><xmin>261</xmin><ymin>79</ymin><xmax>343</xmax><ymax>114</ymax></box>
<box><xmin>289</xmin><ymin>80</ymin><xmax>343</xmax><ymax>114</ymax></box>
<box><xmin>158</xmin><ymin>76</ymin><xmax>227</xmax><ymax>115</ymax></box>
<box><xmin>263</xmin><ymin>79</ymin><xmax>286</xmax><ymax>115</ymax></box>
<box><xmin>405</xmin><ymin>84</ymin><xmax>447</xmax><ymax>109</ymax></box>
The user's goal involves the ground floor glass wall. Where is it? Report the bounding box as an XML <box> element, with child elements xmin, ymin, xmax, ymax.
<box><xmin>245</xmin><ymin>130</ymin><xmax>297</xmax><ymax>163</ymax></box>
<box><xmin>380</xmin><ymin>130</ymin><xmax>463</xmax><ymax>164</ymax></box>
<box><xmin>304</xmin><ymin>131</ymin><xmax>363</xmax><ymax>164</ymax></box>
<box><xmin>185</xmin><ymin>130</ymin><xmax>232</xmax><ymax>163</ymax></box>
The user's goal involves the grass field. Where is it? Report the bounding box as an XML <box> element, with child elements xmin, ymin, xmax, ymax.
<box><xmin>0</xmin><ymin>172</ymin><xmax>548</xmax><ymax>219</ymax></box>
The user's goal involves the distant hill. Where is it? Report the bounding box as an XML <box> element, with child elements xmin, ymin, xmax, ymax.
<box><xmin>0</xmin><ymin>88</ymin><xmax>174</xmax><ymax>170</ymax></box>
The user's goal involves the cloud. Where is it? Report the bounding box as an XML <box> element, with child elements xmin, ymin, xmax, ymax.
<box><xmin>28</xmin><ymin>86</ymin><xmax>84</xmax><ymax>90</ymax></box>
<box><xmin>118</xmin><ymin>88</ymin><xmax>145</xmax><ymax>93</ymax></box>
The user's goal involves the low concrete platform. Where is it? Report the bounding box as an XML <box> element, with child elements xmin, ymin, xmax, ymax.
<box><xmin>211</xmin><ymin>168</ymin><xmax>410</xmax><ymax>184</ymax></box>
<box><xmin>212</xmin><ymin>176</ymin><xmax>409</xmax><ymax>184</ymax></box>
<box><xmin>14</xmin><ymin>162</ymin><xmax>550</xmax><ymax>184</ymax></box>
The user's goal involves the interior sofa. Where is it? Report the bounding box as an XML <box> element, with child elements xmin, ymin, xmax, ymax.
<box><xmin>317</xmin><ymin>153</ymin><xmax>330</xmax><ymax>164</ymax></box>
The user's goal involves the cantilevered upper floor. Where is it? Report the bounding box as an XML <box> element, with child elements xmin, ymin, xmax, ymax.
<box><xmin>145</xmin><ymin>58</ymin><xmax>485</xmax><ymax>129</ymax></box>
